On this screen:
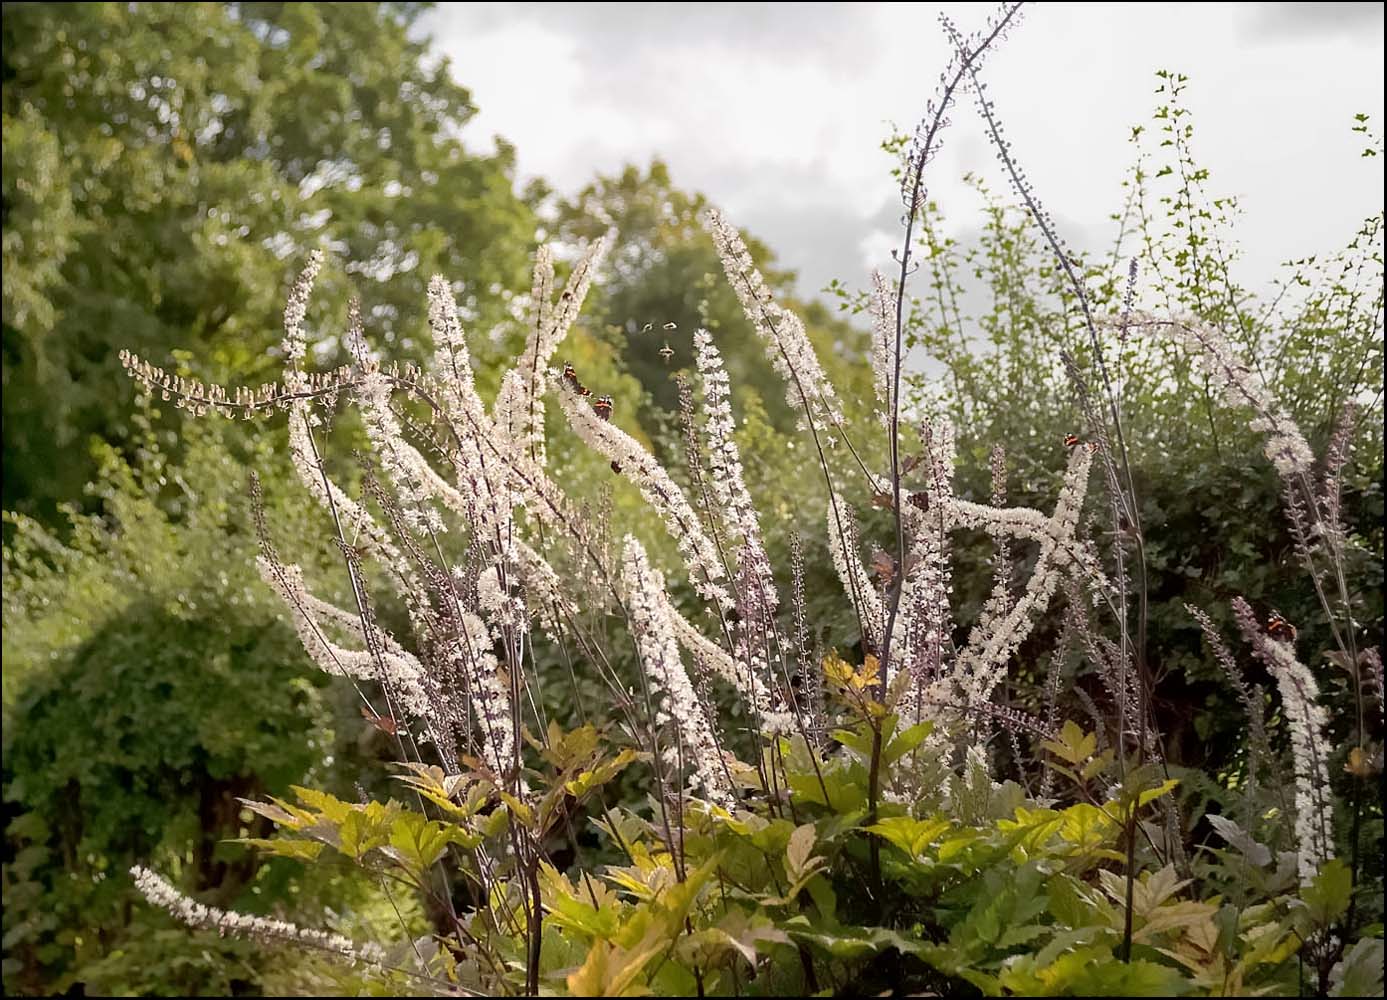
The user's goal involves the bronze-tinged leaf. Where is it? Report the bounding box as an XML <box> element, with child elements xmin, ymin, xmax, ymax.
<box><xmin>871</xmin><ymin>549</ymin><xmax>897</xmax><ymax>587</ymax></box>
<box><xmin>361</xmin><ymin>705</ymin><xmax>399</xmax><ymax>735</ymax></box>
<box><xmin>1344</xmin><ymin>745</ymin><xmax>1380</xmax><ymax>779</ymax></box>
<box><xmin>902</xmin><ymin>453</ymin><xmax>925</xmax><ymax>474</ymax></box>
<box><xmin>870</xmin><ymin>490</ymin><xmax>895</xmax><ymax>510</ymax></box>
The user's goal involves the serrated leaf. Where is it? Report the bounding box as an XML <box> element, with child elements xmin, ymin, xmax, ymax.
<box><xmin>236</xmin><ymin>837</ymin><xmax>324</xmax><ymax>862</ymax></box>
<box><xmin>1206</xmin><ymin>813</ymin><xmax>1272</xmax><ymax>867</ymax></box>
<box><xmin>1301</xmin><ymin>858</ymin><xmax>1352</xmax><ymax>926</ymax></box>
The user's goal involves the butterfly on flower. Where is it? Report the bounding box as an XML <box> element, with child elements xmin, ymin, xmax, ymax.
<box><xmin>1266</xmin><ymin>611</ymin><xmax>1297</xmax><ymax>643</ymax></box>
<box><xmin>561</xmin><ymin>361</ymin><xmax>592</xmax><ymax>397</ymax></box>
<box><xmin>593</xmin><ymin>395</ymin><xmax>614</xmax><ymax>421</ymax></box>
<box><xmin>1064</xmin><ymin>433</ymin><xmax>1081</xmax><ymax>449</ymax></box>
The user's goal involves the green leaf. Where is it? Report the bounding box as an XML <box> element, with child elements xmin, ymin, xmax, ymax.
<box><xmin>1301</xmin><ymin>858</ymin><xmax>1353</xmax><ymax>926</ymax></box>
<box><xmin>883</xmin><ymin>721</ymin><xmax>933</xmax><ymax>764</ymax></box>
<box><xmin>382</xmin><ymin>811</ymin><xmax>478</xmax><ymax>881</ymax></box>
<box><xmin>867</xmin><ymin>815</ymin><xmax>953</xmax><ymax>858</ymax></box>
<box><xmin>1205</xmin><ymin>814</ymin><xmax>1272</xmax><ymax>867</ymax></box>
<box><xmin>236</xmin><ymin>837</ymin><xmax>324</xmax><ymax>862</ymax></box>
<box><xmin>1332</xmin><ymin>937</ymin><xmax>1385</xmax><ymax>997</ymax></box>
<box><xmin>1041</xmin><ymin>721</ymin><xmax>1097</xmax><ymax>765</ymax></box>
<box><xmin>785</xmin><ymin>823</ymin><xmax>817</xmax><ymax>882</ymax></box>
<box><xmin>336</xmin><ymin>802</ymin><xmax>396</xmax><ymax>860</ymax></box>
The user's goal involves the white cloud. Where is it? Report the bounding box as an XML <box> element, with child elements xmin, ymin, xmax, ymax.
<box><xmin>425</xmin><ymin>2</ymin><xmax>1384</xmax><ymax>300</ymax></box>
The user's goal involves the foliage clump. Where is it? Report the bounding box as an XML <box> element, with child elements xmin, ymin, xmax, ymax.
<box><xmin>5</xmin><ymin>3</ymin><xmax>1383</xmax><ymax>998</ymax></box>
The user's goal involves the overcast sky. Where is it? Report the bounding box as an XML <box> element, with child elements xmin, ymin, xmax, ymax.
<box><xmin>423</xmin><ymin>2</ymin><xmax>1385</xmax><ymax>301</ymax></box>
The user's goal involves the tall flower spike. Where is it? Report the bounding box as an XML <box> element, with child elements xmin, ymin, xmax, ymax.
<box><xmin>1232</xmin><ymin>597</ymin><xmax>1334</xmax><ymax>884</ymax></box>
<box><xmin>358</xmin><ymin>368</ymin><xmax>446</xmax><ymax>536</ymax></box>
<box><xmin>826</xmin><ymin>493</ymin><xmax>884</xmax><ymax>654</ymax></box>
<box><xmin>892</xmin><ymin>423</ymin><xmax>957</xmax><ymax>725</ymax></box>
<box><xmin>703</xmin><ymin>209</ymin><xmax>841</xmax><ymax>428</ymax></box>
<box><xmin>450</xmin><ymin>606</ymin><xmax>516</xmax><ymax>777</ymax></box>
<box><xmin>869</xmin><ymin>270</ymin><xmax>896</xmax><ymax>425</ymax></box>
<box><xmin>428</xmin><ymin>274</ymin><xmax>494</xmax><ymax>437</ymax></box>
<box><xmin>256</xmin><ymin>557</ymin><xmax>434</xmax><ymax>722</ymax></box>
<box><xmin>553</xmin><ymin>371</ymin><xmax>731</xmax><ymax>609</ymax></box>
<box><xmin>281</xmin><ymin>250</ymin><xmax>324</xmax><ymax>371</ymax></box>
<box><xmin>495</xmin><ymin>234</ymin><xmax>612</xmax><ymax>464</ymax></box>
<box><xmin>426</xmin><ymin>275</ymin><xmax>515</xmax><ymax>539</ymax></box>
<box><xmin>131</xmin><ymin>866</ymin><xmax>385</xmax><ymax>967</ymax></box>
<box><xmin>620</xmin><ymin>536</ymin><xmax>733</xmax><ymax>806</ymax></box>
<box><xmin>1128</xmin><ymin>315</ymin><xmax>1315</xmax><ymax>479</ymax></box>
<box><xmin>947</xmin><ymin>443</ymin><xmax>1094</xmax><ymax>713</ymax></box>
<box><xmin>692</xmin><ymin>329</ymin><xmax>781</xmax><ymax>643</ymax></box>
<box><xmin>895</xmin><ymin>421</ymin><xmax>957</xmax><ymax>686</ymax></box>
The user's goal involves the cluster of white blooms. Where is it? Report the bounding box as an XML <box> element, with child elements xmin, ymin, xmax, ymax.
<box><xmin>869</xmin><ymin>271</ymin><xmax>897</xmax><ymax>424</ymax></box>
<box><xmin>1133</xmin><ymin>315</ymin><xmax>1314</xmax><ymax>479</ymax></box>
<box><xmin>280</xmin><ymin>250</ymin><xmax>324</xmax><ymax>367</ymax></box>
<box><xmin>449</xmin><ymin>606</ymin><xmax>516</xmax><ymax>776</ymax></box>
<box><xmin>494</xmin><ymin>236</ymin><xmax>610</xmax><ymax>465</ymax></box>
<box><xmin>897</xmin><ymin>509</ymin><xmax>952</xmax><ymax>692</ymax></box>
<box><xmin>693</xmin><ymin>330</ymin><xmax>766</xmax><ymax>568</ymax></box>
<box><xmin>553</xmin><ymin>372</ymin><xmax>731</xmax><ymax>609</ymax></box>
<box><xmin>620</xmin><ymin>537</ymin><xmax>733</xmax><ymax>806</ymax></box>
<box><xmin>511</xmin><ymin>539</ymin><xmax>572</xmax><ymax>638</ymax></box>
<box><xmin>661</xmin><ymin>592</ymin><xmax>788</xmax><ymax>730</ymax></box>
<box><xmin>132</xmin><ymin>866</ymin><xmax>386</xmax><ymax>966</ymax></box>
<box><xmin>946</xmin><ymin>444</ymin><xmax>1093</xmax><ymax>710</ymax></box>
<box><xmin>1232</xmin><ymin>597</ymin><xmax>1334</xmax><ymax>884</ymax></box>
<box><xmin>426</xmin><ymin>277</ymin><xmax>515</xmax><ymax>540</ymax></box>
<box><xmin>358</xmin><ymin>368</ymin><xmax>446</xmax><ymax>536</ymax></box>
<box><xmin>693</xmin><ymin>328</ymin><xmax>787</xmax><ymax>713</ymax></box>
<box><xmin>703</xmin><ymin>209</ymin><xmax>841</xmax><ymax>428</ymax></box>
<box><xmin>476</xmin><ymin>556</ymin><xmax>531</xmax><ymax>639</ymax></box>
<box><xmin>889</xmin><ymin>425</ymin><xmax>958</xmax><ymax>728</ymax></box>
<box><xmin>826</xmin><ymin>492</ymin><xmax>884</xmax><ymax>653</ymax></box>
<box><xmin>427</xmin><ymin>275</ymin><xmax>485</xmax><ymax>415</ymax></box>
<box><xmin>899</xmin><ymin>421</ymin><xmax>957</xmax><ymax>675</ymax></box>
<box><xmin>492</xmin><ymin>243</ymin><xmax>556</xmax><ymax>467</ymax></box>
<box><xmin>256</xmin><ymin>557</ymin><xmax>434</xmax><ymax>721</ymax></box>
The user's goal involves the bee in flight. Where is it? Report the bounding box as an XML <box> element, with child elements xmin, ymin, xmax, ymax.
<box><xmin>1266</xmin><ymin>611</ymin><xmax>1297</xmax><ymax>643</ymax></box>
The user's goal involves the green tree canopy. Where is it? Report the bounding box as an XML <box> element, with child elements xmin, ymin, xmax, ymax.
<box><xmin>2</xmin><ymin>1</ymin><xmax>537</xmax><ymax>516</ymax></box>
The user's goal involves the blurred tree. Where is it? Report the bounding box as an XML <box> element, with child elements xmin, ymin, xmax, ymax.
<box><xmin>0</xmin><ymin>417</ymin><xmax>387</xmax><ymax>994</ymax></box>
<box><xmin>2</xmin><ymin>1</ymin><xmax>537</xmax><ymax>517</ymax></box>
